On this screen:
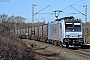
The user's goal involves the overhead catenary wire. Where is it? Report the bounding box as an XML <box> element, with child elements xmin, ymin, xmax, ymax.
<box><xmin>70</xmin><ymin>5</ymin><xmax>85</xmax><ymax>16</ymax></box>
<box><xmin>34</xmin><ymin>5</ymin><xmax>50</xmax><ymax>15</ymax></box>
<box><xmin>34</xmin><ymin>0</ymin><xmax>85</xmax><ymax>23</ymax></box>
<box><xmin>61</xmin><ymin>0</ymin><xmax>83</xmax><ymax>10</ymax></box>
<box><xmin>34</xmin><ymin>0</ymin><xmax>66</xmax><ymax>17</ymax></box>
<box><xmin>45</xmin><ymin>0</ymin><xmax>84</xmax><ymax>21</ymax></box>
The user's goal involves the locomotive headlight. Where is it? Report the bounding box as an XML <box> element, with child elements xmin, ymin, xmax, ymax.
<box><xmin>65</xmin><ymin>35</ymin><xmax>69</xmax><ymax>37</ymax></box>
<box><xmin>78</xmin><ymin>35</ymin><xmax>82</xmax><ymax>37</ymax></box>
<box><xmin>66</xmin><ymin>36</ymin><xmax>68</xmax><ymax>37</ymax></box>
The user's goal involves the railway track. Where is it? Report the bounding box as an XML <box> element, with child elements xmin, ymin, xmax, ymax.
<box><xmin>73</xmin><ymin>49</ymin><xmax>90</xmax><ymax>58</ymax></box>
<box><xmin>54</xmin><ymin>45</ymin><xmax>90</xmax><ymax>59</ymax></box>
<box><xmin>21</xmin><ymin>39</ymin><xmax>90</xmax><ymax>60</ymax></box>
<box><xmin>65</xmin><ymin>47</ymin><xmax>90</xmax><ymax>59</ymax></box>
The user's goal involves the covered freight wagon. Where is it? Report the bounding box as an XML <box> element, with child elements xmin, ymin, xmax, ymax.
<box><xmin>35</xmin><ymin>26</ymin><xmax>39</xmax><ymax>40</ymax></box>
<box><xmin>31</xmin><ymin>27</ymin><xmax>35</xmax><ymax>40</ymax></box>
<box><xmin>38</xmin><ymin>25</ymin><xmax>43</xmax><ymax>41</ymax></box>
<box><xmin>43</xmin><ymin>24</ymin><xmax>48</xmax><ymax>42</ymax></box>
<box><xmin>28</xmin><ymin>28</ymin><xmax>32</xmax><ymax>39</ymax></box>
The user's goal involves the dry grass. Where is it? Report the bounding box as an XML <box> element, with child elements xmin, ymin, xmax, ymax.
<box><xmin>0</xmin><ymin>25</ymin><xmax>36</xmax><ymax>60</ymax></box>
<box><xmin>0</xmin><ymin>25</ymin><xmax>57</xmax><ymax>60</ymax></box>
<box><xmin>85</xmin><ymin>36</ymin><xmax>90</xmax><ymax>44</ymax></box>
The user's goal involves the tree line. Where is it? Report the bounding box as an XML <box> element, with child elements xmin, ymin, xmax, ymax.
<box><xmin>0</xmin><ymin>14</ymin><xmax>45</xmax><ymax>30</ymax></box>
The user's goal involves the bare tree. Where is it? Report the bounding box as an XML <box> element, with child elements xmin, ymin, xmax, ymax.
<box><xmin>0</xmin><ymin>14</ymin><xmax>8</xmax><ymax>23</ymax></box>
<box><xmin>15</xmin><ymin>16</ymin><xmax>26</xmax><ymax>29</ymax></box>
<box><xmin>7</xmin><ymin>15</ymin><xmax>16</xmax><ymax>29</ymax></box>
<box><xmin>7</xmin><ymin>15</ymin><xmax>26</xmax><ymax>29</ymax></box>
<box><xmin>0</xmin><ymin>14</ymin><xmax>27</xmax><ymax>29</ymax></box>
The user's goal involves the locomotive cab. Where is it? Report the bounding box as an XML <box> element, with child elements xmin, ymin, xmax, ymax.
<box><xmin>63</xmin><ymin>17</ymin><xmax>84</xmax><ymax>47</ymax></box>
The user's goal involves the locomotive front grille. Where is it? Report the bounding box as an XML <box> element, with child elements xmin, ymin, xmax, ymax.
<box><xmin>70</xmin><ymin>35</ymin><xmax>78</xmax><ymax>37</ymax></box>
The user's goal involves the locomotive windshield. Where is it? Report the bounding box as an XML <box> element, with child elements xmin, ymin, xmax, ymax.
<box><xmin>65</xmin><ymin>22</ymin><xmax>81</xmax><ymax>32</ymax></box>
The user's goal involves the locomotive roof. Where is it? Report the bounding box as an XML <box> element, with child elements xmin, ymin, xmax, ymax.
<box><xmin>55</xmin><ymin>16</ymin><xmax>81</xmax><ymax>23</ymax></box>
<box><xmin>64</xmin><ymin>19</ymin><xmax>81</xmax><ymax>23</ymax></box>
<box><xmin>56</xmin><ymin>16</ymin><xmax>74</xmax><ymax>21</ymax></box>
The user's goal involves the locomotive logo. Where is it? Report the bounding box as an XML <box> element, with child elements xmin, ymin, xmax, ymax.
<box><xmin>52</xmin><ymin>26</ymin><xmax>54</xmax><ymax>35</ymax></box>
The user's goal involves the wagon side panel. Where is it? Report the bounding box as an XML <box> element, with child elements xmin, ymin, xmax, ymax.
<box><xmin>43</xmin><ymin>24</ymin><xmax>48</xmax><ymax>42</ymax></box>
<box><xmin>39</xmin><ymin>25</ymin><xmax>43</xmax><ymax>41</ymax></box>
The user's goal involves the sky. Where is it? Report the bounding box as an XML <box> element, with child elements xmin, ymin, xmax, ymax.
<box><xmin>0</xmin><ymin>0</ymin><xmax>90</xmax><ymax>23</ymax></box>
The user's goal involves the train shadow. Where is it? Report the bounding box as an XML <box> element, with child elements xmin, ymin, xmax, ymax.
<box><xmin>68</xmin><ymin>47</ymin><xmax>79</xmax><ymax>50</ymax></box>
<box><xmin>33</xmin><ymin>46</ymin><xmax>59</xmax><ymax>57</ymax></box>
<box><xmin>34</xmin><ymin>46</ymin><xmax>49</xmax><ymax>50</ymax></box>
<box><xmin>34</xmin><ymin>51</ymin><xmax>59</xmax><ymax>57</ymax></box>
<box><xmin>43</xmin><ymin>53</ymin><xmax>59</xmax><ymax>57</ymax></box>
<box><xmin>80</xmin><ymin>44</ymin><xmax>90</xmax><ymax>49</ymax></box>
<box><xmin>68</xmin><ymin>44</ymin><xmax>90</xmax><ymax>50</ymax></box>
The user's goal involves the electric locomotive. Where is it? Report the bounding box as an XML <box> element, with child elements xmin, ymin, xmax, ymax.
<box><xmin>48</xmin><ymin>16</ymin><xmax>84</xmax><ymax>47</ymax></box>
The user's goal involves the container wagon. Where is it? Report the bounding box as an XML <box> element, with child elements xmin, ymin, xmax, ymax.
<box><xmin>43</xmin><ymin>24</ymin><xmax>48</xmax><ymax>42</ymax></box>
<box><xmin>38</xmin><ymin>25</ymin><xmax>43</xmax><ymax>41</ymax></box>
<box><xmin>35</xmin><ymin>26</ymin><xmax>39</xmax><ymax>40</ymax></box>
<box><xmin>28</xmin><ymin>28</ymin><xmax>32</xmax><ymax>39</ymax></box>
<box><xmin>31</xmin><ymin>27</ymin><xmax>35</xmax><ymax>40</ymax></box>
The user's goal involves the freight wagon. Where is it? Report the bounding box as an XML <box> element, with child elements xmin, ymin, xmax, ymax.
<box><xmin>14</xmin><ymin>28</ymin><xmax>29</xmax><ymax>39</ymax></box>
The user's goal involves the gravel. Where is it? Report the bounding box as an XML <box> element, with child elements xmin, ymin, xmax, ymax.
<box><xmin>22</xmin><ymin>39</ymin><xmax>90</xmax><ymax>60</ymax></box>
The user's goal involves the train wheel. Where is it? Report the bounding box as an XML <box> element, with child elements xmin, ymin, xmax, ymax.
<box><xmin>45</xmin><ymin>40</ymin><xmax>48</xmax><ymax>43</ymax></box>
<box><xmin>66</xmin><ymin>44</ymin><xmax>69</xmax><ymax>48</ymax></box>
<box><xmin>48</xmin><ymin>40</ymin><xmax>52</xmax><ymax>44</ymax></box>
<box><xmin>57</xmin><ymin>41</ymin><xmax>61</xmax><ymax>46</ymax></box>
<box><xmin>60</xmin><ymin>42</ymin><xmax>64</xmax><ymax>48</ymax></box>
<box><xmin>52</xmin><ymin>41</ymin><xmax>58</xmax><ymax>46</ymax></box>
<box><xmin>61</xmin><ymin>44</ymin><xmax>64</xmax><ymax>48</ymax></box>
